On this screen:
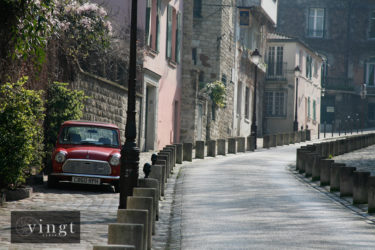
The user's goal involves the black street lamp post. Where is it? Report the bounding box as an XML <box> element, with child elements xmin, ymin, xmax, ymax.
<box><xmin>119</xmin><ymin>0</ymin><xmax>139</xmax><ymax>209</ymax></box>
<box><xmin>250</xmin><ymin>49</ymin><xmax>261</xmax><ymax>149</ymax></box>
<box><xmin>293</xmin><ymin>66</ymin><xmax>301</xmax><ymax>132</ymax></box>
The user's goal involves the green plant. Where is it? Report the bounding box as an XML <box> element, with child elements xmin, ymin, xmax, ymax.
<box><xmin>1</xmin><ymin>0</ymin><xmax>55</xmax><ymax>63</ymax></box>
<box><xmin>0</xmin><ymin>77</ymin><xmax>45</xmax><ymax>189</ymax></box>
<box><xmin>44</xmin><ymin>82</ymin><xmax>88</xmax><ymax>162</ymax></box>
<box><xmin>204</xmin><ymin>81</ymin><xmax>227</xmax><ymax>108</ymax></box>
<box><xmin>328</xmin><ymin>154</ymin><xmax>333</xmax><ymax>159</ymax></box>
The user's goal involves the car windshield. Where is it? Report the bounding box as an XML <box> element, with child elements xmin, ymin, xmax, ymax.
<box><xmin>59</xmin><ymin>126</ymin><xmax>120</xmax><ymax>147</ymax></box>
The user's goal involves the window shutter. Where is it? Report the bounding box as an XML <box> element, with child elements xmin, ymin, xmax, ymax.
<box><xmin>175</xmin><ymin>12</ymin><xmax>182</xmax><ymax>63</ymax></box>
<box><xmin>145</xmin><ymin>0</ymin><xmax>152</xmax><ymax>46</ymax></box>
<box><xmin>156</xmin><ymin>0</ymin><xmax>161</xmax><ymax>51</ymax></box>
<box><xmin>166</xmin><ymin>5</ymin><xmax>173</xmax><ymax>59</ymax></box>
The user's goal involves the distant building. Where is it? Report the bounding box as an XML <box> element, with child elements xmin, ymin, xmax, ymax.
<box><xmin>264</xmin><ymin>33</ymin><xmax>323</xmax><ymax>137</ymax></box>
<box><xmin>277</xmin><ymin>0</ymin><xmax>375</xmax><ymax>130</ymax></box>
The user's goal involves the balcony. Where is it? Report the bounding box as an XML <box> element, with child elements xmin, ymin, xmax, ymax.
<box><xmin>237</xmin><ymin>0</ymin><xmax>277</xmax><ymax>25</ymax></box>
<box><xmin>324</xmin><ymin>77</ymin><xmax>354</xmax><ymax>92</ymax></box>
<box><xmin>266</xmin><ymin>62</ymin><xmax>287</xmax><ymax>81</ymax></box>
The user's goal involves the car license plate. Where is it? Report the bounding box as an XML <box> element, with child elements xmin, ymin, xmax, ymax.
<box><xmin>72</xmin><ymin>176</ymin><xmax>100</xmax><ymax>185</ymax></box>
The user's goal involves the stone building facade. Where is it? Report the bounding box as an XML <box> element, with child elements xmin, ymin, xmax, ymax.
<box><xmin>180</xmin><ymin>0</ymin><xmax>236</xmax><ymax>143</ymax></box>
<box><xmin>264</xmin><ymin>33</ymin><xmax>323</xmax><ymax>137</ymax></box>
<box><xmin>277</xmin><ymin>0</ymin><xmax>375</xmax><ymax>130</ymax></box>
<box><xmin>180</xmin><ymin>0</ymin><xmax>277</xmax><ymax>144</ymax></box>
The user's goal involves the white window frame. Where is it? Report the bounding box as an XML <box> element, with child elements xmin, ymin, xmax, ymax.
<box><xmin>308</xmin><ymin>8</ymin><xmax>325</xmax><ymax>38</ymax></box>
<box><xmin>265</xmin><ymin>91</ymin><xmax>286</xmax><ymax>117</ymax></box>
<box><xmin>365</xmin><ymin>60</ymin><xmax>375</xmax><ymax>87</ymax></box>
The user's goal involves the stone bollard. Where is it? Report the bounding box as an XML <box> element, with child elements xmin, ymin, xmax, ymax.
<box><xmin>165</xmin><ymin>145</ymin><xmax>177</xmax><ymax>166</ymax></box>
<box><xmin>127</xmin><ymin>197</ymin><xmax>153</xmax><ymax>237</ymax></box>
<box><xmin>305</xmin><ymin>153</ymin><xmax>319</xmax><ymax>178</ymax></box>
<box><xmin>174</xmin><ymin>143</ymin><xmax>183</xmax><ymax>164</ymax></box>
<box><xmin>306</xmin><ymin>130</ymin><xmax>311</xmax><ymax>141</ymax></box>
<box><xmin>183</xmin><ymin>143</ymin><xmax>193</xmax><ymax>162</ymax></box>
<box><xmin>147</xmin><ymin>167</ymin><xmax>164</xmax><ymax>196</ymax></box>
<box><xmin>339</xmin><ymin>166</ymin><xmax>356</xmax><ymax>197</ymax></box>
<box><xmin>319</xmin><ymin>159</ymin><xmax>333</xmax><ymax>186</ymax></box>
<box><xmin>300</xmin><ymin>131</ymin><xmax>306</xmax><ymax>142</ymax></box>
<box><xmin>272</xmin><ymin>134</ymin><xmax>278</xmax><ymax>147</ymax></box>
<box><xmin>368</xmin><ymin>177</ymin><xmax>375</xmax><ymax>213</ymax></box>
<box><xmin>108</xmin><ymin>223</ymin><xmax>143</xmax><ymax>250</ymax></box>
<box><xmin>237</xmin><ymin>137</ymin><xmax>246</xmax><ymax>152</ymax></box>
<box><xmin>195</xmin><ymin>141</ymin><xmax>205</xmax><ymax>159</ymax></box>
<box><xmin>284</xmin><ymin>133</ymin><xmax>290</xmax><ymax>145</ymax></box>
<box><xmin>321</xmin><ymin>142</ymin><xmax>329</xmax><ymax>159</ymax></box>
<box><xmin>228</xmin><ymin>138</ymin><xmax>237</xmax><ymax>154</ymax></box>
<box><xmin>353</xmin><ymin>171</ymin><xmax>371</xmax><ymax>204</ymax></box>
<box><xmin>207</xmin><ymin>140</ymin><xmax>217</xmax><ymax>157</ymax></box>
<box><xmin>133</xmin><ymin>188</ymin><xmax>157</xmax><ymax>223</ymax></box>
<box><xmin>159</xmin><ymin>151</ymin><xmax>172</xmax><ymax>174</ymax></box>
<box><xmin>94</xmin><ymin>245</ymin><xmax>135</xmax><ymax>250</ymax></box>
<box><xmin>277</xmin><ymin>134</ymin><xmax>283</xmax><ymax>146</ymax></box>
<box><xmin>311</xmin><ymin>154</ymin><xmax>322</xmax><ymax>181</ymax></box>
<box><xmin>289</xmin><ymin>132</ymin><xmax>295</xmax><ymax>144</ymax></box>
<box><xmin>217</xmin><ymin>139</ymin><xmax>226</xmax><ymax>155</ymax></box>
<box><xmin>330</xmin><ymin>163</ymin><xmax>346</xmax><ymax>192</ymax></box>
<box><xmin>295</xmin><ymin>131</ymin><xmax>301</xmax><ymax>143</ymax></box>
<box><xmin>138</xmin><ymin>178</ymin><xmax>160</xmax><ymax>201</ymax></box>
<box><xmin>164</xmin><ymin>147</ymin><xmax>175</xmax><ymax>169</ymax></box>
<box><xmin>117</xmin><ymin>209</ymin><xmax>149</xmax><ymax>250</ymax></box>
<box><xmin>157</xmin><ymin>155</ymin><xmax>169</xmax><ymax>178</ymax></box>
<box><xmin>263</xmin><ymin>135</ymin><xmax>270</xmax><ymax>149</ymax></box>
<box><xmin>155</xmin><ymin>160</ymin><xmax>167</xmax><ymax>184</ymax></box>
<box><xmin>248</xmin><ymin>135</ymin><xmax>256</xmax><ymax>151</ymax></box>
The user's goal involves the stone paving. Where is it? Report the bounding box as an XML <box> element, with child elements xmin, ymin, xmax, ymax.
<box><xmin>333</xmin><ymin>144</ymin><xmax>375</xmax><ymax>175</ymax></box>
<box><xmin>0</xmin><ymin>151</ymin><xmax>157</xmax><ymax>250</ymax></box>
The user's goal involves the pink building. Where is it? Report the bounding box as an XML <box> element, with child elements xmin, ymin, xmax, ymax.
<box><xmin>142</xmin><ymin>0</ymin><xmax>183</xmax><ymax>151</ymax></box>
<box><xmin>95</xmin><ymin>0</ymin><xmax>183</xmax><ymax>151</ymax></box>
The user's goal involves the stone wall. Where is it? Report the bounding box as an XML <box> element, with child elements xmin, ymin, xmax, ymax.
<box><xmin>70</xmin><ymin>70</ymin><xmax>142</xmax><ymax>145</ymax></box>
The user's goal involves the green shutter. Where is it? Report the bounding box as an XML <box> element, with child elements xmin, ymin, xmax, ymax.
<box><xmin>145</xmin><ymin>0</ymin><xmax>151</xmax><ymax>46</ymax></box>
<box><xmin>166</xmin><ymin>5</ymin><xmax>173</xmax><ymax>59</ymax></box>
<box><xmin>156</xmin><ymin>0</ymin><xmax>161</xmax><ymax>51</ymax></box>
<box><xmin>175</xmin><ymin>12</ymin><xmax>182</xmax><ymax>63</ymax></box>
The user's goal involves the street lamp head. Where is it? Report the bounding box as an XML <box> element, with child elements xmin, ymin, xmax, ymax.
<box><xmin>294</xmin><ymin>66</ymin><xmax>301</xmax><ymax>77</ymax></box>
<box><xmin>321</xmin><ymin>87</ymin><xmax>325</xmax><ymax>97</ymax></box>
<box><xmin>251</xmin><ymin>49</ymin><xmax>261</xmax><ymax>65</ymax></box>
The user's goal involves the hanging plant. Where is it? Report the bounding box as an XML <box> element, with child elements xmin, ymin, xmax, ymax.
<box><xmin>204</xmin><ymin>80</ymin><xmax>227</xmax><ymax>108</ymax></box>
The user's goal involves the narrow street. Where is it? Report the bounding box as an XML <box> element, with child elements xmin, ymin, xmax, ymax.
<box><xmin>172</xmin><ymin>145</ymin><xmax>375</xmax><ymax>249</ymax></box>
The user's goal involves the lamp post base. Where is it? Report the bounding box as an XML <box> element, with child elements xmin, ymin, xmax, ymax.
<box><xmin>250</xmin><ymin>124</ymin><xmax>257</xmax><ymax>149</ymax></box>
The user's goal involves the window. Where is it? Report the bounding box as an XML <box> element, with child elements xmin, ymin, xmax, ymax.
<box><xmin>267</xmin><ymin>46</ymin><xmax>284</xmax><ymax>77</ymax></box>
<box><xmin>237</xmin><ymin>82</ymin><xmax>242</xmax><ymax>115</ymax></box>
<box><xmin>365</xmin><ymin>58</ymin><xmax>375</xmax><ymax>86</ymax></box>
<box><xmin>313</xmin><ymin>100</ymin><xmax>316</xmax><ymax>121</ymax></box>
<box><xmin>369</xmin><ymin>11</ymin><xmax>375</xmax><ymax>39</ymax></box>
<box><xmin>307</xmin><ymin>97</ymin><xmax>311</xmax><ymax>119</ymax></box>
<box><xmin>166</xmin><ymin>5</ymin><xmax>181</xmax><ymax>63</ymax></box>
<box><xmin>306</xmin><ymin>55</ymin><xmax>312</xmax><ymax>79</ymax></box>
<box><xmin>308</xmin><ymin>8</ymin><xmax>325</xmax><ymax>38</ymax></box>
<box><xmin>264</xmin><ymin>91</ymin><xmax>286</xmax><ymax>117</ymax></box>
<box><xmin>245</xmin><ymin>87</ymin><xmax>250</xmax><ymax>119</ymax></box>
<box><xmin>193</xmin><ymin>0</ymin><xmax>202</xmax><ymax>18</ymax></box>
<box><xmin>146</xmin><ymin>0</ymin><xmax>161</xmax><ymax>51</ymax></box>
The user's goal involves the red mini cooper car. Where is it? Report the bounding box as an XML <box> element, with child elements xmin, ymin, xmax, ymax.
<box><xmin>48</xmin><ymin>120</ymin><xmax>121</xmax><ymax>192</ymax></box>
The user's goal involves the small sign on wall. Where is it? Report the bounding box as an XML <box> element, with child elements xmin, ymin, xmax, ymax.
<box><xmin>326</xmin><ymin>106</ymin><xmax>335</xmax><ymax>113</ymax></box>
<box><xmin>239</xmin><ymin>9</ymin><xmax>250</xmax><ymax>26</ymax></box>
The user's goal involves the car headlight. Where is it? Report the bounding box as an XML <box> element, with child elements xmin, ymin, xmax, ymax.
<box><xmin>55</xmin><ymin>151</ymin><xmax>67</xmax><ymax>163</ymax></box>
<box><xmin>109</xmin><ymin>154</ymin><xmax>121</xmax><ymax>166</ymax></box>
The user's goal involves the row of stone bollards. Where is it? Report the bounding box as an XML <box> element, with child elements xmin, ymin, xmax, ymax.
<box><xmin>263</xmin><ymin>130</ymin><xmax>311</xmax><ymax>149</ymax></box>
<box><xmin>296</xmin><ymin>133</ymin><xmax>375</xmax><ymax>213</ymax></box>
<box><xmin>94</xmin><ymin>144</ymin><xmax>181</xmax><ymax>250</ymax></box>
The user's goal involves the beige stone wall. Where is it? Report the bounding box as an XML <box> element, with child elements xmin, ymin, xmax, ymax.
<box><xmin>70</xmin><ymin>71</ymin><xmax>142</xmax><ymax>145</ymax></box>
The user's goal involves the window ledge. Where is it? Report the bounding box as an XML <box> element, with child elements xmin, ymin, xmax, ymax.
<box><xmin>146</xmin><ymin>47</ymin><xmax>159</xmax><ymax>58</ymax></box>
<box><xmin>167</xmin><ymin>59</ymin><xmax>177</xmax><ymax>68</ymax></box>
<box><xmin>245</xmin><ymin>118</ymin><xmax>250</xmax><ymax>124</ymax></box>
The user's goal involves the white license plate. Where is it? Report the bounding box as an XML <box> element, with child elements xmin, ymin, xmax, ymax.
<box><xmin>72</xmin><ymin>176</ymin><xmax>101</xmax><ymax>185</ymax></box>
